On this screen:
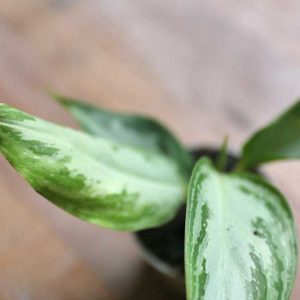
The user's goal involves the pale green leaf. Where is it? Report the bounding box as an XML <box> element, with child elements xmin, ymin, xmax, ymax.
<box><xmin>0</xmin><ymin>103</ymin><xmax>187</xmax><ymax>231</ymax></box>
<box><xmin>240</xmin><ymin>100</ymin><xmax>300</xmax><ymax>169</ymax></box>
<box><xmin>185</xmin><ymin>158</ymin><xmax>297</xmax><ymax>300</ymax></box>
<box><xmin>53</xmin><ymin>95</ymin><xmax>193</xmax><ymax>177</ymax></box>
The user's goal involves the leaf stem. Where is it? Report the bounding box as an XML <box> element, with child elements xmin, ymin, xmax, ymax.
<box><xmin>233</xmin><ymin>161</ymin><xmax>244</xmax><ymax>173</ymax></box>
<box><xmin>216</xmin><ymin>135</ymin><xmax>229</xmax><ymax>172</ymax></box>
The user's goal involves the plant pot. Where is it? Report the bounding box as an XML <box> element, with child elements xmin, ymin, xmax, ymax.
<box><xmin>134</xmin><ymin>147</ymin><xmax>245</xmax><ymax>298</ymax></box>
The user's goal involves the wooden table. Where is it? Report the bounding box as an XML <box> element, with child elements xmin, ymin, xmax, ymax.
<box><xmin>0</xmin><ymin>1</ymin><xmax>299</xmax><ymax>299</ymax></box>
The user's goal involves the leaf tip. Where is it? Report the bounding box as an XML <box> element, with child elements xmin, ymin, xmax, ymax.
<box><xmin>0</xmin><ymin>102</ymin><xmax>9</xmax><ymax>109</ymax></box>
<box><xmin>49</xmin><ymin>92</ymin><xmax>71</xmax><ymax>108</ymax></box>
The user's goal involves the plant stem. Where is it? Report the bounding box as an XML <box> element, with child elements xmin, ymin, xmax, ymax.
<box><xmin>216</xmin><ymin>135</ymin><xmax>229</xmax><ymax>172</ymax></box>
<box><xmin>233</xmin><ymin>162</ymin><xmax>244</xmax><ymax>173</ymax></box>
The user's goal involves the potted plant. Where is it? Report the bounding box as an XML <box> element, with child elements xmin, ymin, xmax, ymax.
<box><xmin>0</xmin><ymin>96</ymin><xmax>298</xmax><ymax>300</ymax></box>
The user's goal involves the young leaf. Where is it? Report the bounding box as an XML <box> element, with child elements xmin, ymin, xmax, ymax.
<box><xmin>185</xmin><ymin>158</ymin><xmax>297</xmax><ymax>300</ymax></box>
<box><xmin>216</xmin><ymin>135</ymin><xmax>229</xmax><ymax>172</ymax></box>
<box><xmin>53</xmin><ymin>95</ymin><xmax>193</xmax><ymax>177</ymax></box>
<box><xmin>0</xmin><ymin>103</ymin><xmax>187</xmax><ymax>231</ymax></box>
<box><xmin>239</xmin><ymin>100</ymin><xmax>300</xmax><ymax>169</ymax></box>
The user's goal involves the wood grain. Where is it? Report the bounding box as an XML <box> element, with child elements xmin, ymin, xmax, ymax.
<box><xmin>0</xmin><ymin>1</ymin><xmax>299</xmax><ymax>299</ymax></box>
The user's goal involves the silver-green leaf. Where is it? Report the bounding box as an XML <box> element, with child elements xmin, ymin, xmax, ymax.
<box><xmin>240</xmin><ymin>100</ymin><xmax>300</xmax><ymax>169</ymax></box>
<box><xmin>53</xmin><ymin>95</ymin><xmax>193</xmax><ymax>177</ymax></box>
<box><xmin>185</xmin><ymin>158</ymin><xmax>297</xmax><ymax>300</ymax></box>
<box><xmin>0</xmin><ymin>103</ymin><xmax>187</xmax><ymax>231</ymax></box>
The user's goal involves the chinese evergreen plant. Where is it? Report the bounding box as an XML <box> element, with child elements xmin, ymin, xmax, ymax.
<box><xmin>0</xmin><ymin>96</ymin><xmax>298</xmax><ymax>300</ymax></box>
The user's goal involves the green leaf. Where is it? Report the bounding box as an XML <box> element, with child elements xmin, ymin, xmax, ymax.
<box><xmin>240</xmin><ymin>100</ymin><xmax>300</xmax><ymax>169</ymax></box>
<box><xmin>0</xmin><ymin>103</ymin><xmax>187</xmax><ymax>231</ymax></box>
<box><xmin>185</xmin><ymin>158</ymin><xmax>297</xmax><ymax>300</ymax></box>
<box><xmin>53</xmin><ymin>95</ymin><xmax>193</xmax><ymax>177</ymax></box>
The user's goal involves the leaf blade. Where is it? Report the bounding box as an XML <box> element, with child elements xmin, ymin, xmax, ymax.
<box><xmin>0</xmin><ymin>103</ymin><xmax>186</xmax><ymax>231</ymax></box>
<box><xmin>185</xmin><ymin>158</ymin><xmax>297</xmax><ymax>300</ymax></box>
<box><xmin>54</xmin><ymin>95</ymin><xmax>193</xmax><ymax>176</ymax></box>
<box><xmin>240</xmin><ymin>100</ymin><xmax>300</xmax><ymax>169</ymax></box>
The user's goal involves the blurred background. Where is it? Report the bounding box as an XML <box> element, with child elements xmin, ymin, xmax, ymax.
<box><xmin>0</xmin><ymin>1</ymin><xmax>299</xmax><ymax>299</ymax></box>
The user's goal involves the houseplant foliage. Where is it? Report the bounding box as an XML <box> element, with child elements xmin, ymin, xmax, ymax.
<box><xmin>0</xmin><ymin>96</ymin><xmax>298</xmax><ymax>299</ymax></box>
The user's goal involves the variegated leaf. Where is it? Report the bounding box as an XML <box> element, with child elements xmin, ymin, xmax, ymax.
<box><xmin>0</xmin><ymin>103</ymin><xmax>187</xmax><ymax>231</ymax></box>
<box><xmin>54</xmin><ymin>95</ymin><xmax>193</xmax><ymax>177</ymax></box>
<box><xmin>185</xmin><ymin>158</ymin><xmax>297</xmax><ymax>300</ymax></box>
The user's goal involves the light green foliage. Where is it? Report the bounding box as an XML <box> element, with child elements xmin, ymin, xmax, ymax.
<box><xmin>185</xmin><ymin>158</ymin><xmax>297</xmax><ymax>300</ymax></box>
<box><xmin>0</xmin><ymin>103</ymin><xmax>187</xmax><ymax>231</ymax></box>
<box><xmin>240</xmin><ymin>100</ymin><xmax>300</xmax><ymax>169</ymax></box>
<box><xmin>54</xmin><ymin>95</ymin><xmax>193</xmax><ymax>177</ymax></box>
